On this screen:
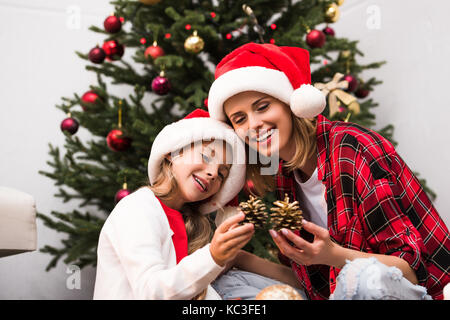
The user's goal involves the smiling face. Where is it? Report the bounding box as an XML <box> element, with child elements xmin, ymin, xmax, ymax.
<box><xmin>224</xmin><ymin>91</ymin><xmax>295</xmax><ymax>159</ymax></box>
<box><xmin>169</xmin><ymin>139</ymin><xmax>232</xmax><ymax>206</ymax></box>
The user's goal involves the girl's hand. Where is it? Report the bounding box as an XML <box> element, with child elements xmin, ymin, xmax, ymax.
<box><xmin>210</xmin><ymin>212</ymin><xmax>254</xmax><ymax>267</ymax></box>
<box><xmin>269</xmin><ymin>219</ymin><xmax>339</xmax><ymax>267</ymax></box>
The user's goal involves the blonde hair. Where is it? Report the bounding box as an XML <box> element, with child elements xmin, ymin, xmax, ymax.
<box><xmin>244</xmin><ymin>115</ymin><xmax>317</xmax><ymax>197</ymax></box>
<box><xmin>146</xmin><ymin>145</ymin><xmax>220</xmax><ymax>300</ymax></box>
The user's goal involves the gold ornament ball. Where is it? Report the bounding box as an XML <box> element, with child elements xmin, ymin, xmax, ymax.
<box><xmin>336</xmin><ymin>0</ymin><xmax>345</xmax><ymax>6</ymax></box>
<box><xmin>139</xmin><ymin>0</ymin><xmax>161</xmax><ymax>5</ymax></box>
<box><xmin>184</xmin><ymin>31</ymin><xmax>204</xmax><ymax>54</ymax></box>
<box><xmin>325</xmin><ymin>3</ymin><xmax>340</xmax><ymax>23</ymax></box>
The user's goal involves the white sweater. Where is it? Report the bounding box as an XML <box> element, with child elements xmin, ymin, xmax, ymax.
<box><xmin>93</xmin><ymin>187</ymin><xmax>224</xmax><ymax>300</ymax></box>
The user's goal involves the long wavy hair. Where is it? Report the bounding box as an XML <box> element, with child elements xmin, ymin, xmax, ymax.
<box><xmin>146</xmin><ymin>144</ymin><xmax>219</xmax><ymax>300</ymax></box>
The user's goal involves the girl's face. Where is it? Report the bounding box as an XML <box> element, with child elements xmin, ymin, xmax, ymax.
<box><xmin>223</xmin><ymin>91</ymin><xmax>294</xmax><ymax>159</ymax></box>
<box><xmin>169</xmin><ymin>140</ymin><xmax>231</xmax><ymax>205</ymax></box>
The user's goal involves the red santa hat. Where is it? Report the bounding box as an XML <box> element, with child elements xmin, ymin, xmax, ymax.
<box><xmin>208</xmin><ymin>43</ymin><xmax>326</xmax><ymax>121</ymax></box>
<box><xmin>148</xmin><ymin>109</ymin><xmax>246</xmax><ymax>214</ymax></box>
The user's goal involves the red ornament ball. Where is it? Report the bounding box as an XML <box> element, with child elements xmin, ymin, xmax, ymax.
<box><xmin>115</xmin><ymin>187</ymin><xmax>131</xmax><ymax>204</ymax></box>
<box><xmin>226</xmin><ymin>33</ymin><xmax>232</xmax><ymax>40</ymax></box>
<box><xmin>88</xmin><ymin>46</ymin><xmax>106</xmax><ymax>64</ymax></box>
<box><xmin>104</xmin><ymin>15</ymin><xmax>122</xmax><ymax>33</ymax></box>
<box><xmin>323</xmin><ymin>26</ymin><xmax>335</xmax><ymax>37</ymax></box>
<box><xmin>80</xmin><ymin>91</ymin><xmax>100</xmax><ymax>111</ymax></box>
<box><xmin>151</xmin><ymin>75</ymin><xmax>171</xmax><ymax>95</ymax></box>
<box><xmin>144</xmin><ymin>44</ymin><xmax>165</xmax><ymax>60</ymax></box>
<box><xmin>244</xmin><ymin>179</ymin><xmax>257</xmax><ymax>196</ymax></box>
<box><xmin>102</xmin><ymin>40</ymin><xmax>124</xmax><ymax>61</ymax></box>
<box><xmin>306</xmin><ymin>29</ymin><xmax>326</xmax><ymax>48</ymax></box>
<box><xmin>60</xmin><ymin>117</ymin><xmax>79</xmax><ymax>135</ymax></box>
<box><xmin>355</xmin><ymin>87</ymin><xmax>370</xmax><ymax>98</ymax></box>
<box><xmin>342</xmin><ymin>74</ymin><xmax>358</xmax><ymax>92</ymax></box>
<box><xmin>107</xmin><ymin>129</ymin><xmax>132</xmax><ymax>152</ymax></box>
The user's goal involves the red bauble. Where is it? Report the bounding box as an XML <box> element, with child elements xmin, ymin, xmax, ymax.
<box><xmin>88</xmin><ymin>46</ymin><xmax>106</xmax><ymax>64</ymax></box>
<box><xmin>306</xmin><ymin>29</ymin><xmax>326</xmax><ymax>48</ymax></box>
<box><xmin>80</xmin><ymin>91</ymin><xmax>100</xmax><ymax>111</ymax></box>
<box><xmin>107</xmin><ymin>129</ymin><xmax>132</xmax><ymax>152</ymax></box>
<box><xmin>342</xmin><ymin>74</ymin><xmax>358</xmax><ymax>92</ymax></box>
<box><xmin>144</xmin><ymin>44</ymin><xmax>165</xmax><ymax>60</ymax></box>
<box><xmin>114</xmin><ymin>187</ymin><xmax>131</xmax><ymax>204</ymax></box>
<box><xmin>355</xmin><ymin>87</ymin><xmax>370</xmax><ymax>98</ymax></box>
<box><xmin>323</xmin><ymin>26</ymin><xmax>335</xmax><ymax>37</ymax></box>
<box><xmin>102</xmin><ymin>40</ymin><xmax>124</xmax><ymax>61</ymax></box>
<box><xmin>104</xmin><ymin>15</ymin><xmax>122</xmax><ymax>33</ymax></box>
<box><xmin>244</xmin><ymin>179</ymin><xmax>257</xmax><ymax>196</ymax></box>
<box><xmin>60</xmin><ymin>117</ymin><xmax>79</xmax><ymax>135</ymax></box>
<box><xmin>151</xmin><ymin>74</ymin><xmax>171</xmax><ymax>95</ymax></box>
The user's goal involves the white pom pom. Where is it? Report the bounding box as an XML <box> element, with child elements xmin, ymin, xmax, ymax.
<box><xmin>290</xmin><ymin>84</ymin><xmax>326</xmax><ymax>118</ymax></box>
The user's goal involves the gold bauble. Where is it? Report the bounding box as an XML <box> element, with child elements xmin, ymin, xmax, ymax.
<box><xmin>139</xmin><ymin>0</ymin><xmax>161</xmax><ymax>5</ymax></box>
<box><xmin>184</xmin><ymin>30</ymin><xmax>204</xmax><ymax>54</ymax></box>
<box><xmin>336</xmin><ymin>0</ymin><xmax>345</xmax><ymax>6</ymax></box>
<box><xmin>324</xmin><ymin>3</ymin><xmax>340</xmax><ymax>23</ymax></box>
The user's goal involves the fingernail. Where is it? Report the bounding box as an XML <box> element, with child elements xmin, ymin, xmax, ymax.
<box><xmin>302</xmin><ymin>219</ymin><xmax>308</xmax><ymax>224</ymax></box>
<box><xmin>269</xmin><ymin>230</ymin><xmax>277</xmax><ymax>238</ymax></box>
<box><xmin>281</xmin><ymin>229</ymin><xmax>289</xmax><ymax>236</ymax></box>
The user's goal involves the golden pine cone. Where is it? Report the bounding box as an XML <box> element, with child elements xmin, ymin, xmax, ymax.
<box><xmin>239</xmin><ymin>195</ymin><xmax>268</xmax><ymax>229</ymax></box>
<box><xmin>270</xmin><ymin>193</ymin><xmax>303</xmax><ymax>231</ymax></box>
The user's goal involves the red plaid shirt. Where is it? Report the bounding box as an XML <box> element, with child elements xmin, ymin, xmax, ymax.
<box><xmin>276</xmin><ymin>114</ymin><xmax>450</xmax><ymax>300</ymax></box>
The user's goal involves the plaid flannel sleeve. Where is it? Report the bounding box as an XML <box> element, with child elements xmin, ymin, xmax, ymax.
<box><xmin>332</xmin><ymin>132</ymin><xmax>429</xmax><ymax>285</ymax></box>
<box><xmin>351</xmin><ymin>139</ymin><xmax>429</xmax><ymax>284</ymax></box>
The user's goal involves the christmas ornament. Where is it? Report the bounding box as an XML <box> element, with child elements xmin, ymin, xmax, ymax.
<box><xmin>270</xmin><ymin>193</ymin><xmax>303</xmax><ymax>231</ymax></box>
<box><xmin>324</xmin><ymin>3</ymin><xmax>340</xmax><ymax>23</ymax></box>
<box><xmin>184</xmin><ymin>30</ymin><xmax>204</xmax><ymax>54</ymax></box>
<box><xmin>151</xmin><ymin>71</ymin><xmax>171</xmax><ymax>95</ymax></box>
<box><xmin>139</xmin><ymin>0</ymin><xmax>161</xmax><ymax>4</ymax></box>
<box><xmin>342</xmin><ymin>74</ymin><xmax>358</xmax><ymax>92</ymax></box>
<box><xmin>355</xmin><ymin>87</ymin><xmax>370</xmax><ymax>98</ymax></box>
<box><xmin>306</xmin><ymin>29</ymin><xmax>326</xmax><ymax>48</ymax></box>
<box><xmin>60</xmin><ymin>114</ymin><xmax>79</xmax><ymax>135</ymax></box>
<box><xmin>256</xmin><ymin>284</ymin><xmax>304</xmax><ymax>300</ymax></box>
<box><xmin>336</xmin><ymin>0</ymin><xmax>345</xmax><ymax>6</ymax></box>
<box><xmin>243</xmin><ymin>179</ymin><xmax>257</xmax><ymax>196</ymax></box>
<box><xmin>144</xmin><ymin>41</ymin><xmax>165</xmax><ymax>60</ymax></box>
<box><xmin>323</xmin><ymin>26</ymin><xmax>335</xmax><ymax>37</ymax></box>
<box><xmin>88</xmin><ymin>46</ymin><xmax>106</xmax><ymax>64</ymax></box>
<box><xmin>102</xmin><ymin>40</ymin><xmax>124</xmax><ymax>61</ymax></box>
<box><xmin>114</xmin><ymin>182</ymin><xmax>131</xmax><ymax>203</ymax></box>
<box><xmin>80</xmin><ymin>91</ymin><xmax>100</xmax><ymax>111</ymax></box>
<box><xmin>239</xmin><ymin>195</ymin><xmax>268</xmax><ymax>229</ymax></box>
<box><xmin>103</xmin><ymin>15</ymin><xmax>122</xmax><ymax>33</ymax></box>
<box><xmin>107</xmin><ymin>129</ymin><xmax>131</xmax><ymax>152</ymax></box>
<box><xmin>107</xmin><ymin>100</ymin><xmax>132</xmax><ymax>152</ymax></box>
<box><xmin>314</xmin><ymin>73</ymin><xmax>361</xmax><ymax>117</ymax></box>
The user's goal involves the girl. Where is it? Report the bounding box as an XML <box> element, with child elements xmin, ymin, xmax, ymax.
<box><xmin>93</xmin><ymin>109</ymin><xmax>254</xmax><ymax>300</ymax></box>
<box><xmin>208</xmin><ymin>43</ymin><xmax>450</xmax><ymax>300</ymax></box>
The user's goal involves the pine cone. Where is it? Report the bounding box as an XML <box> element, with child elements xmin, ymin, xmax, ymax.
<box><xmin>239</xmin><ymin>195</ymin><xmax>269</xmax><ymax>229</ymax></box>
<box><xmin>270</xmin><ymin>193</ymin><xmax>303</xmax><ymax>231</ymax></box>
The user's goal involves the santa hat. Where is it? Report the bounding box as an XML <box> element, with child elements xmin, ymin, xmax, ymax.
<box><xmin>148</xmin><ymin>109</ymin><xmax>246</xmax><ymax>214</ymax></box>
<box><xmin>208</xmin><ymin>43</ymin><xmax>326</xmax><ymax>121</ymax></box>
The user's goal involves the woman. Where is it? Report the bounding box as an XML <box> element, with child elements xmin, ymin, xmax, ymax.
<box><xmin>208</xmin><ymin>43</ymin><xmax>450</xmax><ymax>300</ymax></box>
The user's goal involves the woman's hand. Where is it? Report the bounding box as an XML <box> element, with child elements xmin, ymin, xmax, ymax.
<box><xmin>269</xmin><ymin>219</ymin><xmax>340</xmax><ymax>267</ymax></box>
<box><xmin>210</xmin><ymin>212</ymin><xmax>254</xmax><ymax>267</ymax></box>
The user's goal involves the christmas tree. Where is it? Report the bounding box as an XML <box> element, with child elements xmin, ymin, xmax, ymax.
<box><xmin>38</xmin><ymin>0</ymin><xmax>435</xmax><ymax>270</ymax></box>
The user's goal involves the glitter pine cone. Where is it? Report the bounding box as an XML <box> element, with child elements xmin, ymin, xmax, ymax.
<box><xmin>270</xmin><ymin>193</ymin><xmax>303</xmax><ymax>231</ymax></box>
<box><xmin>238</xmin><ymin>195</ymin><xmax>269</xmax><ymax>229</ymax></box>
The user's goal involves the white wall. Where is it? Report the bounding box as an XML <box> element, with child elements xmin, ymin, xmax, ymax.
<box><xmin>0</xmin><ymin>0</ymin><xmax>449</xmax><ymax>299</ymax></box>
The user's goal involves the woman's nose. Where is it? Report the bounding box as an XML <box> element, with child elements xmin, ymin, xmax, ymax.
<box><xmin>248</xmin><ymin>114</ymin><xmax>264</xmax><ymax>131</ymax></box>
